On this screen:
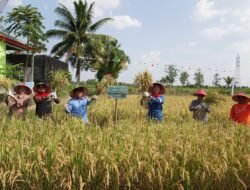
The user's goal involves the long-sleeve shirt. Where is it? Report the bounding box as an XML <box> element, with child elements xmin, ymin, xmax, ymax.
<box><xmin>189</xmin><ymin>99</ymin><xmax>210</xmax><ymax>122</ymax></box>
<box><xmin>230</xmin><ymin>103</ymin><xmax>250</xmax><ymax>125</ymax></box>
<box><xmin>147</xmin><ymin>95</ymin><xmax>165</xmax><ymax>122</ymax></box>
<box><xmin>6</xmin><ymin>95</ymin><xmax>31</xmax><ymax>118</ymax></box>
<box><xmin>65</xmin><ymin>97</ymin><xmax>91</xmax><ymax>123</ymax></box>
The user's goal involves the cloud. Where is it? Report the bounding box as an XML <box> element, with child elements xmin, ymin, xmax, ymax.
<box><xmin>194</xmin><ymin>0</ymin><xmax>226</xmax><ymax>21</ymax></box>
<box><xmin>139</xmin><ymin>50</ymin><xmax>161</xmax><ymax>64</ymax></box>
<box><xmin>109</xmin><ymin>15</ymin><xmax>142</xmax><ymax>30</ymax></box>
<box><xmin>89</xmin><ymin>0</ymin><xmax>120</xmax><ymax>17</ymax></box>
<box><xmin>57</xmin><ymin>0</ymin><xmax>75</xmax><ymax>10</ymax></box>
<box><xmin>231</xmin><ymin>39</ymin><xmax>250</xmax><ymax>53</ymax></box>
<box><xmin>7</xmin><ymin>0</ymin><xmax>22</xmax><ymax>8</ymax></box>
<box><xmin>58</xmin><ymin>0</ymin><xmax>120</xmax><ymax>17</ymax></box>
<box><xmin>187</xmin><ymin>41</ymin><xmax>198</xmax><ymax>47</ymax></box>
<box><xmin>201</xmin><ymin>24</ymin><xmax>243</xmax><ymax>40</ymax></box>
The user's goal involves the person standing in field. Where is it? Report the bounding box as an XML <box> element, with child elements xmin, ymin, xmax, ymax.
<box><xmin>230</xmin><ymin>93</ymin><xmax>250</xmax><ymax>126</ymax></box>
<box><xmin>5</xmin><ymin>84</ymin><xmax>32</xmax><ymax>119</ymax></box>
<box><xmin>189</xmin><ymin>89</ymin><xmax>210</xmax><ymax>123</ymax></box>
<box><xmin>65</xmin><ymin>86</ymin><xmax>96</xmax><ymax>123</ymax></box>
<box><xmin>33</xmin><ymin>83</ymin><xmax>60</xmax><ymax>119</ymax></box>
<box><xmin>146</xmin><ymin>83</ymin><xmax>165</xmax><ymax>122</ymax></box>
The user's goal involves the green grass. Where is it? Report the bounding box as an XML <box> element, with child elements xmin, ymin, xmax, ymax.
<box><xmin>0</xmin><ymin>95</ymin><xmax>249</xmax><ymax>189</ymax></box>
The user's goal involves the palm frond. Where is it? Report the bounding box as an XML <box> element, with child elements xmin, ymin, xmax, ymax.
<box><xmin>89</xmin><ymin>18</ymin><xmax>113</xmax><ymax>32</ymax></box>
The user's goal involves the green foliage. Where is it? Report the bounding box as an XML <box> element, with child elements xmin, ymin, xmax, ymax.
<box><xmin>179</xmin><ymin>71</ymin><xmax>189</xmax><ymax>86</ymax></box>
<box><xmin>94</xmin><ymin>38</ymin><xmax>130</xmax><ymax>81</ymax></box>
<box><xmin>0</xmin><ymin>76</ymin><xmax>15</xmax><ymax>90</ymax></box>
<box><xmin>134</xmin><ymin>70</ymin><xmax>153</xmax><ymax>93</ymax></box>
<box><xmin>96</xmin><ymin>74</ymin><xmax>116</xmax><ymax>94</ymax></box>
<box><xmin>86</xmin><ymin>79</ymin><xmax>98</xmax><ymax>85</ymax></box>
<box><xmin>48</xmin><ymin>70</ymin><xmax>71</xmax><ymax>96</ymax></box>
<box><xmin>205</xmin><ymin>90</ymin><xmax>226</xmax><ymax>105</ymax></box>
<box><xmin>5</xmin><ymin>4</ymin><xmax>47</xmax><ymax>81</ymax></box>
<box><xmin>47</xmin><ymin>0</ymin><xmax>112</xmax><ymax>83</ymax></box>
<box><xmin>194</xmin><ymin>69</ymin><xmax>204</xmax><ymax>87</ymax></box>
<box><xmin>160</xmin><ymin>64</ymin><xmax>178</xmax><ymax>86</ymax></box>
<box><xmin>224</xmin><ymin>76</ymin><xmax>234</xmax><ymax>88</ymax></box>
<box><xmin>213</xmin><ymin>73</ymin><xmax>221</xmax><ymax>87</ymax></box>
<box><xmin>0</xmin><ymin>63</ymin><xmax>23</xmax><ymax>78</ymax></box>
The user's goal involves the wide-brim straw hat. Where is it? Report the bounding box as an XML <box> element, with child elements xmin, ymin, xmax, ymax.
<box><xmin>14</xmin><ymin>84</ymin><xmax>32</xmax><ymax>95</ymax></box>
<box><xmin>193</xmin><ymin>89</ymin><xmax>207</xmax><ymax>97</ymax></box>
<box><xmin>148</xmin><ymin>82</ymin><xmax>166</xmax><ymax>95</ymax></box>
<box><xmin>70</xmin><ymin>86</ymin><xmax>88</xmax><ymax>97</ymax></box>
<box><xmin>232</xmin><ymin>93</ymin><xmax>249</xmax><ymax>102</ymax></box>
<box><xmin>33</xmin><ymin>82</ymin><xmax>51</xmax><ymax>93</ymax></box>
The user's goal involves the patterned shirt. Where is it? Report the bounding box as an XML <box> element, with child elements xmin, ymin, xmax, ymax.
<box><xmin>189</xmin><ymin>99</ymin><xmax>210</xmax><ymax>122</ymax></box>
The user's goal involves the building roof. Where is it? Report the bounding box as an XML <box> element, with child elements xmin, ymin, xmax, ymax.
<box><xmin>0</xmin><ymin>32</ymin><xmax>31</xmax><ymax>51</ymax></box>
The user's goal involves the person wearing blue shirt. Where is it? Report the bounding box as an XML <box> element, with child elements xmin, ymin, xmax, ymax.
<box><xmin>65</xmin><ymin>87</ymin><xmax>95</xmax><ymax>123</ymax></box>
<box><xmin>147</xmin><ymin>83</ymin><xmax>166</xmax><ymax>122</ymax></box>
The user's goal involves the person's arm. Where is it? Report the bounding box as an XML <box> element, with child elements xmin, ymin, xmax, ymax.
<box><xmin>51</xmin><ymin>92</ymin><xmax>60</xmax><ymax>104</ymax></box>
<box><xmin>201</xmin><ymin>102</ymin><xmax>211</xmax><ymax>113</ymax></box>
<box><xmin>23</xmin><ymin>98</ymin><xmax>32</xmax><ymax>107</ymax></box>
<box><xmin>65</xmin><ymin>100</ymin><xmax>73</xmax><ymax>114</ymax></box>
<box><xmin>189</xmin><ymin>101</ymin><xmax>201</xmax><ymax>111</ymax></box>
<box><xmin>53</xmin><ymin>98</ymin><xmax>60</xmax><ymax>104</ymax></box>
<box><xmin>149</xmin><ymin>95</ymin><xmax>165</xmax><ymax>104</ymax></box>
<box><xmin>33</xmin><ymin>95</ymin><xmax>41</xmax><ymax>103</ymax></box>
<box><xmin>230</xmin><ymin>106</ymin><xmax>235</xmax><ymax>121</ymax></box>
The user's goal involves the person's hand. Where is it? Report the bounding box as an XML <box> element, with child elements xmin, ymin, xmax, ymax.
<box><xmin>92</xmin><ymin>95</ymin><xmax>98</xmax><ymax>100</ymax></box>
<box><xmin>6</xmin><ymin>89</ymin><xmax>13</xmax><ymax>97</ymax></box>
<box><xmin>51</xmin><ymin>91</ymin><xmax>58</xmax><ymax>99</ymax></box>
<box><xmin>64</xmin><ymin>104</ymin><xmax>68</xmax><ymax>110</ymax></box>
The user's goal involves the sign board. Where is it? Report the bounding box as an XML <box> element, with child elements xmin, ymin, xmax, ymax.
<box><xmin>108</xmin><ymin>86</ymin><xmax>128</xmax><ymax>99</ymax></box>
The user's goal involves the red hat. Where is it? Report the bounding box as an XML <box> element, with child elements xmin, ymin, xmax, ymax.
<box><xmin>14</xmin><ymin>84</ymin><xmax>32</xmax><ymax>95</ymax></box>
<box><xmin>193</xmin><ymin>89</ymin><xmax>207</xmax><ymax>96</ymax></box>
<box><xmin>232</xmin><ymin>93</ymin><xmax>249</xmax><ymax>102</ymax></box>
<box><xmin>70</xmin><ymin>86</ymin><xmax>88</xmax><ymax>98</ymax></box>
<box><xmin>148</xmin><ymin>82</ymin><xmax>166</xmax><ymax>95</ymax></box>
<box><xmin>33</xmin><ymin>82</ymin><xmax>51</xmax><ymax>93</ymax></box>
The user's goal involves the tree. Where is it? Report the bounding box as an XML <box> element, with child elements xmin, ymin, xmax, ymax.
<box><xmin>213</xmin><ymin>73</ymin><xmax>221</xmax><ymax>87</ymax></box>
<box><xmin>160</xmin><ymin>64</ymin><xmax>178</xmax><ymax>86</ymax></box>
<box><xmin>0</xmin><ymin>16</ymin><xmax>4</xmax><ymax>30</ymax></box>
<box><xmin>46</xmin><ymin>0</ymin><xmax>112</xmax><ymax>84</ymax></box>
<box><xmin>194</xmin><ymin>69</ymin><xmax>204</xmax><ymax>87</ymax></box>
<box><xmin>223</xmin><ymin>76</ymin><xmax>234</xmax><ymax>88</ymax></box>
<box><xmin>95</xmin><ymin>39</ymin><xmax>130</xmax><ymax>81</ymax></box>
<box><xmin>179</xmin><ymin>71</ymin><xmax>189</xmax><ymax>86</ymax></box>
<box><xmin>0</xmin><ymin>63</ymin><xmax>23</xmax><ymax>78</ymax></box>
<box><xmin>134</xmin><ymin>70</ymin><xmax>153</xmax><ymax>93</ymax></box>
<box><xmin>5</xmin><ymin>5</ymin><xmax>47</xmax><ymax>81</ymax></box>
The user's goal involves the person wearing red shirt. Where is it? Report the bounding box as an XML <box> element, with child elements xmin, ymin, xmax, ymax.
<box><xmin>230</xmin><ymin>93</ymin><xmax>250</xmax><ymax>126</ymax></box>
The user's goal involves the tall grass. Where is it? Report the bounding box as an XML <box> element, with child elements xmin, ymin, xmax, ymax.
<box><xmin>0</xmin><ymin>95</ymin><xmax>249</xmax><ymax>189</ymax></box>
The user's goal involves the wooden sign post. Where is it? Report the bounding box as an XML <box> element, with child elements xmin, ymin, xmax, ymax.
<box><xmin>107</xmin><ymin>86</ymin><xmax>128</xmax><ymax>125</ymax></box>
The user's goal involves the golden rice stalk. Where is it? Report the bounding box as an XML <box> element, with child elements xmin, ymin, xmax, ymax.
<box><xmin>0</xmin><ymin>77</ymin><xmax>15</xmax><ymax>90</ymax></box>
<box><xmin>205</xmin><ymin>91</ymin><xmax>226</xmax><ymax>105</ymax></box>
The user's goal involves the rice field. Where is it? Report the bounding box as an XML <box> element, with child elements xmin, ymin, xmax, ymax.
<box><xmin>0</xmin><ymin>95</ymin><xmax>249</xmax><ymax>190</ymax></box>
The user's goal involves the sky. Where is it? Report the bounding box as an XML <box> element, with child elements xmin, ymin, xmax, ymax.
<box><xmin>2</xmin><ymin>0</ymin><xmax>250</xmax><ymax>86</ymax></box>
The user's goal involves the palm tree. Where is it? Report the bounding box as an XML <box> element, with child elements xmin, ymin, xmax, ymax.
<box><xmin>224</xmin><ymin>76</ymin><xmax>234</xmax><ymax>88</ymax></box>
<box><xmin>95</xmin><ymin>39</ymin><xmax>130</xmax><ymax>81</ymax></box>
<box><xmin>46</xmin><ymin>0</ymin><xmax>112</xmax><ymax>84</ymax></box>
<box><xmin>5</xmin><ymin>5</ymin><xmax>47</xmax><ymax>81</ymax></box>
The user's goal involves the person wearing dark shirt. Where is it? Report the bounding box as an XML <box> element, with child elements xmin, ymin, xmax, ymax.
<box><xmin>33</xmin><ymin>83</ymin><xmax>60</xmax><ymax>118</ymax></box>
